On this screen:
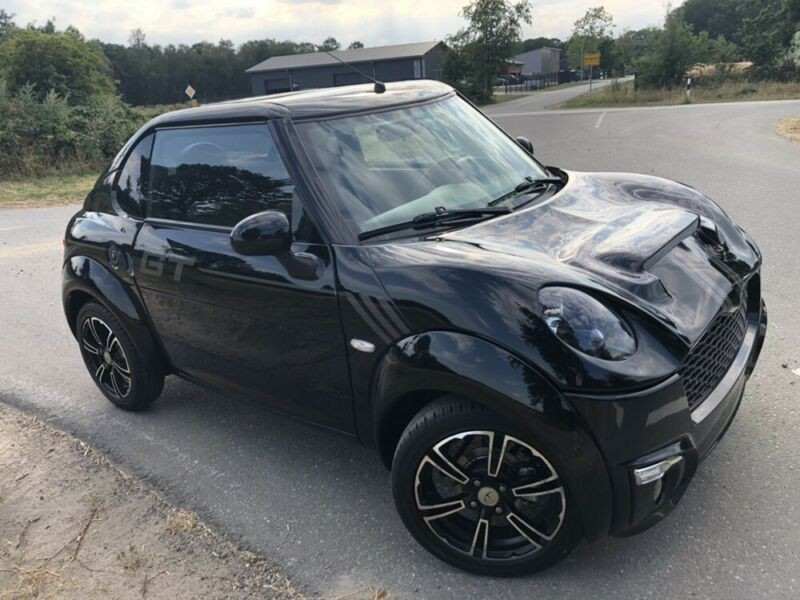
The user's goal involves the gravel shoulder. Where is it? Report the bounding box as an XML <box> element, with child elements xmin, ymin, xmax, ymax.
<box><xmin>0</xmin><ymin>403</ymin><xmax>307</xmax><ymax>600</ymax></box>
<box><xmin>776</xmin><ymin>117</ymin><xmax>800</xmax><ymax>143</ymax></box>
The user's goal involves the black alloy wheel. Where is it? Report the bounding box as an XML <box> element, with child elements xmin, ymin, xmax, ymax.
<box><xmin>392</xmin><ymin>398</ymin><xmax>581</xmax><ymax>576</ymax></box>
<box><xmin>76</xmin><ymin>302</ymin><xmax>164</xmax><ymax>411</ymax></box>
<box><xmin>81</xmin><ymin>315</ymin><xmax>132</xmax><ymax>400</ymax></box>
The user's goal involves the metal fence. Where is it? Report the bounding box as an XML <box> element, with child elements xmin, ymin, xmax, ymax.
<box><xmin>496</xmin><ymin>72</ymin><xmax>567</xmax><ymax>94</ymax></box>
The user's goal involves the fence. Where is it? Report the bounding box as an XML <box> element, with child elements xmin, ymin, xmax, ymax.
<box><xmin>497</xmin><ymin>72</ymin><xmax>567</xmax><ymax>94</ymax></box>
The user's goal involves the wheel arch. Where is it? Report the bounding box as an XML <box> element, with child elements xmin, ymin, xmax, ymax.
<box><xmin>370</xmin><ymin>330</ymin><xmax>613</xmax><ymax>542</ymax></box>
<box><xmin>63</xmin><ymin>255</ymin><xmax>170</xmax><ymax>373</ymax></box>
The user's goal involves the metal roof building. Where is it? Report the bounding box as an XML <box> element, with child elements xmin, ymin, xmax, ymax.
<box><xmin>245</xmin><ymin>41</ymin><xmax>448</xmax><ymax>96</ymax></box>
<box><xmin>514</xmin><ymin>47</ymin><xmax>562</xmax><ymax>76</ymax></box>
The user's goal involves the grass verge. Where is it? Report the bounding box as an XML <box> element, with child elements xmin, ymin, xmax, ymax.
<box><xmin>776</xmin><ymin>117</ymin><xmax>800</xmax><ymax>144</ymax></box>
<box><xmin>558</xmin><ymin>79</ymin><xmax>800</xmax><ymax>109</ymax></box>
<box><xmin>0</xmin><ymin>174</ymin><xmax>96</xmax><ymax>209</ymax></box>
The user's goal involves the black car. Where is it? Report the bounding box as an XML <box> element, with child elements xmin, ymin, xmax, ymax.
<box><xmin>62</xmin><ymin>80</ymin><xmax>766</xmax><ymax>576</ymax></box>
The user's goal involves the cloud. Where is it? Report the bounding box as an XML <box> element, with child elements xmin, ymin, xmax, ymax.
<box><xmin>7</xmin><ymin>0</ymin><xmax>667</xmax><ymax>47</ymax></box>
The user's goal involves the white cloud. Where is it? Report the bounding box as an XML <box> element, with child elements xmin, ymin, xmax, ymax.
<box><xmin>6</xmin><ymin>0</ymin><xmax>667</xmax><ymax>47</ymax></box>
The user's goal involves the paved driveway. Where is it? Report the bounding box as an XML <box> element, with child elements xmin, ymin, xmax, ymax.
<box><xmin>1</xmin><ymin>92</ymin><xmax>799</xmax><ymax>598</ymax></box>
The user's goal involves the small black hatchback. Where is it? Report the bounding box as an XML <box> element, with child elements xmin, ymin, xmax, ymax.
<box><xmin>63</xmin><ymin>81</ymin><xmax>767</xmax><ymax>575</ymax></box>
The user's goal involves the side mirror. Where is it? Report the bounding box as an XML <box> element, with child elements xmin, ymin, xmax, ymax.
<box><xmin>515</xmin><ymin>136</ymin><xmax>534</xmax><ymax>155</ymax></box>
<box><xmin>230</xmin><ymin>210</ymin><xmax>291</xmax><ymax>256</ymax></box>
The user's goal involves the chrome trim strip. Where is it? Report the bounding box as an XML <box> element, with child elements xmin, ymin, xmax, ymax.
<box><xmin>690</xmin><ymin>322</ymin><xmax>757</xmax><ymax>424</ymax></box>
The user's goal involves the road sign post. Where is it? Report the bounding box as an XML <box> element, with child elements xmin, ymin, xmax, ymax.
<box><xmin>583</xmin><ymin>53</ymin><xmax>601</xmax><ymax>93</ymax></box>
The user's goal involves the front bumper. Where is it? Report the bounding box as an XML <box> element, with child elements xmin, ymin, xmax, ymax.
<box><xmin>567</xmin><ymin>293</ymin><xmax>767</xmax><ymax>537</ymax></box>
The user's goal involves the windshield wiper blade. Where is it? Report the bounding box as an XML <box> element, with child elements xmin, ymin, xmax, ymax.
<box><xmin>488</xmin><ymin>176</ymin><xmax>564</xmax><ymax>206</ymax></box>
<box><xmin>358</xmin><ymin>206</ymin><xmax>510</xmax><ymax>241</ymax></box>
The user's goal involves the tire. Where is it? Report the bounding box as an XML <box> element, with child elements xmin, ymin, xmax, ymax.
<box><xmin>391</xmin><ymin>397</ymin><xmax>582</xmax><ymax>576</ymax></box>
<box><xmin>76</xmin><ymin>302</ymin><xmax>164</xmax><ymax>411</ymax></box>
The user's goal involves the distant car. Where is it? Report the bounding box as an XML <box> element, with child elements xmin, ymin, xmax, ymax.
<box><xmin>62</xmin><ymin>80</ymin><xmax>766</xmax><ymax>576</ymax></box>
<box><xmin>495</xmin><ymin>76</ymin><xmax>507</xmax><ymax>86</ymax></box>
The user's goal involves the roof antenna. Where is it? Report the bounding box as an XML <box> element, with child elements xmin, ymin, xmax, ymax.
<box><xmin>318</xmin><ymin>48</ymin><xmax>386</xmax><ymax>94</ymax></box>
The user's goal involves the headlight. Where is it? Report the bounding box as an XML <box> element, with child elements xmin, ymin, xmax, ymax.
<box><xmin>538</xmin><ymin>287</ymin><xmax>636</xmax><ymax>360</ymax></box>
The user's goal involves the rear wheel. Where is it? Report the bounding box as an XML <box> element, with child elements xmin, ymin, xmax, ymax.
<box><xmin>391</xmin><ymin>398</ymin><xmax>581</xmax><ymax>576</ymax></box>
<box><xmin>76</xmin><ymin>302</ymin><xmax>163</xmax><ymax>411</ymax></box>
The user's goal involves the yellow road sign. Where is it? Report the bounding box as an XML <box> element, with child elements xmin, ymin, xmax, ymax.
<box><xmin>583</xmin><ymin>52</ymin><xmax>601</xmax><ymax>66</ymax></box>
<box><xmin>184</xmin><ymin>84</ymin><xmax>196</xmax><ymax>99</ymax></box>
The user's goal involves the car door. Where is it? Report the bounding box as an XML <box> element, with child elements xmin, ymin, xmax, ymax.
<box><xmin>130</xmin><ymin>122</ymin><xmax>354</xmax><ymax>433</ymax></box>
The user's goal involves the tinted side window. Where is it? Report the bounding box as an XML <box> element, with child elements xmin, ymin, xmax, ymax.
<box><xmin>147</xmin><ymin>124</ymin><xmax>295</xmax><ymax>228</ymax></box>
<box><xmin>115</xmin><ymin>133</ymin><xmax>154</xmax><ymax>216</ymax></box>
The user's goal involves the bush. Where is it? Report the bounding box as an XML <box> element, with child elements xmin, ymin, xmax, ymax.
<box><xmin>0</xmin><ymin>80</ymin><xmax>145</xmax><ymax>179</ymax></box>
<box><xmin>0</xmin><ymin>28</ymin><xmax>116</xmax><ymax>105</ymax></box>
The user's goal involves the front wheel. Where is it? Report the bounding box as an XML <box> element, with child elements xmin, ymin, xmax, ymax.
<box><xmin>391</xmin><ymin>398</ymin><xmax>582</xmax><ymax>576</ymax></box>
<box><xmin>76</xmin><ymin>302</ymin><xmax>164</xmax><ymax>411</ymax></box>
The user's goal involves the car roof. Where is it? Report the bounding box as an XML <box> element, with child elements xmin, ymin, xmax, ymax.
<box><xmin>149</xmin><ymin>80</ymin><xmax>455</xmax><ymax>127</ymax></box>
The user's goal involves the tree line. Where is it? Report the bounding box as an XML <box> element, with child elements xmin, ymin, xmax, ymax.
<box><xmin>0</xmin><ymin>1</ymin><xmax>798</xmax><ymax>178</ymax></box>
<box><xmin>444</xmin><ymin>0</ymin><xmax>799</xmax><ymax>101</ymax></box>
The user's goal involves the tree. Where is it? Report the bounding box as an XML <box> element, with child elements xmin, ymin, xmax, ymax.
<box><xmin>348</xmin><ymin>40</ymin><xmax>364</xmax><ymax>49</ymax></box>
<box><xmin>445</xmin><ymin>0</ymin><xmax>532</xmax><ymax>101</ymax></box>
<box><xmin>319</xmin><ymin>37</ymin><xmax>340</xmax><ymax>51</ymax></box>
<box><xmin>567</xmin><ymin>6</ymin><xmax>615</xmax><ymax>69</ymax></box>
<box><xmin>129</xmin><ymin>28</ymin><xmax>146</xmax><ymax>47</ymax></box>
<box><xmin>520</xmin><ymin>37</ymin><xmax>564</xmax><ymax>52</ymax></box>
<box><xmin>0</xmin><ymin>28</ymin><xmax>115</xmax><ymax>104</ymax></box>
<box><xmin>0</xmin><ymin>9</ymin><xmax>15</xmax><ymax>40</ymax></box>
<box><xmin>678</xmin><ymin>0</ymin><xmax>753</xmax><ymax>45</ymax></box>
<box><xmin>740</xmin><ymin>0</ymin><xmax>800</xmax><ymax>75</ymax></box>
<box><xmin>636</xmin><ymin>12</ymin><xmax>702</xmax><ymax>87</ymax></box>
<box><xmin>615</xmin><ymin>27</ymin><xmax>661</xmax><ymax>74</ymax></box>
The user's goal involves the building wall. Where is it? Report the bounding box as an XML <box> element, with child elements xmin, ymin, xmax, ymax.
<box><xmin>514</xmin><ymin>48</ymin><xmax>561</xmax><ymax>75</ymax></box>
<box><xmin>250</xmin><ymin>49</ymin><xmax>447</xmax><ymax>95</ymax></box>
<box><xmin>423</xmin><ymin>44</ymin><xmax>448</xmax><ymax>80</ymax></box>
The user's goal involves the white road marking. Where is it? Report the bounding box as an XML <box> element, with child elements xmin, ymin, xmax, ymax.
<box><xmin>0</xmin><ymin>226</ymin><xmax>25</xmax><ymax>232</ymax></box>
<box><xmin>595</xmin><ymin>111</ymin><xmax>606</xmax><ymax>129</ymax></box>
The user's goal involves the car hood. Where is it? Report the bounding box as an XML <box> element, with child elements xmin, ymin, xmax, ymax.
<box><xmin>433</xmin><ymin>171</ymin><xmax>759</xmax><ymax>344</ymax></box>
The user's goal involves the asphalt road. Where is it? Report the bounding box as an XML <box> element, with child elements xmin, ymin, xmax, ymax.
<box><xmin>2</xmin><ymin>88</ymin><xmax>800</xmax><ymax>599</ymax></box>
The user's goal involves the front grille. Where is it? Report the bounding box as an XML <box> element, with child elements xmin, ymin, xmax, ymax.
<box><xmin>681</xmin><ymin>291</ymin><xmax>748</xmax><ymax>410</ymax></box>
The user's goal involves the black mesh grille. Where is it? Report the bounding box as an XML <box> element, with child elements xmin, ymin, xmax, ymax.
<box><xmin>681</xmin><ymin>291</ymin><xmax>748</xmax><ymax>410</ymax></box>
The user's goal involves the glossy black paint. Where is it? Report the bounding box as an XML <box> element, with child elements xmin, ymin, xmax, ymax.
<box><xmin>63</xmin><ymin>81</ymin><xmax>766</xmax><ymax>546</ymax></box>
<box><xmin>230</xmin><ymin>210</ymin><xmax>292</xmax><ymax>256</ymax></box>
<box><xmin>515</xmin><ymin>136</ymin><xmax>534</xmax><ymax>155</ymax></box>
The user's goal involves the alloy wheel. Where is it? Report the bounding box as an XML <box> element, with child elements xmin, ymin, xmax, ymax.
<box><xmin>413</xmin><ymin>430</ymin><xmax>566</xmax><ymax>561</ymax></box>
<box><xmin>80</xmin><ymin>316</ymin><xmax>132</xmax><ymax>399</ymax></box>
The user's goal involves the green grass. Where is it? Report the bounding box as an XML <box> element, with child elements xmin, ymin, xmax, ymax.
<box><xmin>0</xmin><ymin>173</ymin><xmax>97</xmax><ymax>208</ymax></box>
<box><xmin>558</xmin><ymin>79</ymin><xmax>800</xmax><ymax>108</ymax></box>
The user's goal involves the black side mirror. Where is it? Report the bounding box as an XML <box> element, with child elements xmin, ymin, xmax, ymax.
<box><xmin>515</xmin><ymin>136</ymin><xmax>534</xmax><ymax>155</ymax></box>
<box><xmin>230</xmin><ymin>210</ymin><xmax>291</xmax><ymax>256</ymax></box>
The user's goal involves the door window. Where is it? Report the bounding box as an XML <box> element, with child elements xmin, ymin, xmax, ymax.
<box><xmin>115</xmin><ymin>133</ymin><xmax>154</xmax><ymax>216</ymax></box>
<box><xmin>147</xmin><ymin>124</ymin><xmax>296</xmax><ymax>228</ymax></box>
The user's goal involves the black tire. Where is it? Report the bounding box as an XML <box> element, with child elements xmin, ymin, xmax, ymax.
<box><xmin>391</xmin><ymin>397</ymin><xmax>582</xmax><ymax>576</ymax></box>
<box><xmin>76</xmin><ymin>302</ymin><xmax>164</xmax><ymax>411</ymax></box>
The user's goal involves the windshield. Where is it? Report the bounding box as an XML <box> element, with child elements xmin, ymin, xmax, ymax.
<box><xmin>296</xmin><ymin>95</ymin><xmax>549</xmax><ymax>239</ymax></box>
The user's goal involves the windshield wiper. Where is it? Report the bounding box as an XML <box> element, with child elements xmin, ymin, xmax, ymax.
<box><xmin>488</xmin><ymin>176</ymin><xmax>564</xmax><ymax>206</ymax></box>
<box><xmin>358</xmin><ymin>206</ymin><xmax>511</xmax><ymax>241</ymax></box>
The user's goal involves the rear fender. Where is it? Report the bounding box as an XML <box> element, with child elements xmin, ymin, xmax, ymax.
<box><xmin>62</xmin><ymin>256</ymin><xmax>168</xmax><ymax>370</ymax></box>
<box><xmin>371</xmin><ymin>331</ymin><xmax>612</xmax><ymax>542</ymax></box>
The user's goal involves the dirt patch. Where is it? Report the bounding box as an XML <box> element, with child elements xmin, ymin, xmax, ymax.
<box><xmin>0</xmin><ymin>404</ymin><xmax>312</xmax><ymax>599</ymax></box>
<box><xmin>776</xmin><ymin>117</ymin><xmax>800</xmax><ymax>144</ymax></box>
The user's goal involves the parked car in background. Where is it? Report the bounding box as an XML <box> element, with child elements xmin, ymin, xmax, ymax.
<box><xmin>62</xmin><ymin>80</ymin><xmax>766</xmax><ymax>576</ymax></box>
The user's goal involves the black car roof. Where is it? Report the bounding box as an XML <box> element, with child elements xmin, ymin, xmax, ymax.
<box><xmin>149</xmin><ymin>80</ymin><xmax>455</xmax><ymax>127</ymax></box>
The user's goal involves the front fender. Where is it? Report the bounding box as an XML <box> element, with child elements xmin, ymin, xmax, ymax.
<box><xmin>370</xmin><ymin>330</ymin><xmax>612</xmax><ymax>542</ymax></box>
<box><xmin>62</xmin><ymin>255</ymin><xmax>166</xmax><ymax>370</ymax></box>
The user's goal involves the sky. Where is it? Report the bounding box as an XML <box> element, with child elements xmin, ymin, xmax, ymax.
<box><xmin>3</xmin><ymin>0</ymin><xmax>669</xmax><ymax>48</ymax></box>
